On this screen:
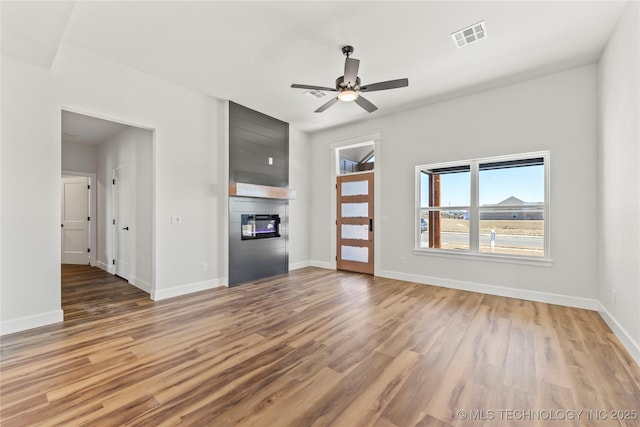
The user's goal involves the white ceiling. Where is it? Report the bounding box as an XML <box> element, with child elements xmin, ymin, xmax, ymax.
<box><xmin>2</xmin><ymin>1</ymin><xmax>627</xmax><ymax>134</ymax></box>
<box><xmin>62</xmin><ymin>110</ymin><xmax>128</xmax><ymax>145</ymax></box>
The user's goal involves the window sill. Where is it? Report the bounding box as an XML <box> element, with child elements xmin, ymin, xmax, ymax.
<box><xmin>412</xmin><ymin>248</ymin><xmax>554</xmax><ymax>267</ymax></box>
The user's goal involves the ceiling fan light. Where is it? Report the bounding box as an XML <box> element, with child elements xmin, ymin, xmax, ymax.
<box><xmin>338</xmin><ymin>89</ymin><xmax>358</xmax><ymax>102</ymax></box>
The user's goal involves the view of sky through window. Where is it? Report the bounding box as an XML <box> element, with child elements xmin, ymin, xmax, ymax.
<box><xmin>420</xmin><ymin>165</ymin><xmax>544</xmax><ymax>207</ymax></box>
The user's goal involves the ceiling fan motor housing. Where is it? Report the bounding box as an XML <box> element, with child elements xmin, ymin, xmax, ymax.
<box><xmin>336</xmin><ymin>76</ymin><xmax>361</xmax><ymax>91</ymax></box>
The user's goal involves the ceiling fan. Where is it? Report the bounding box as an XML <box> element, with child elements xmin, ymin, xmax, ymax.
<box><xmin>291</xmin><ymin>45</ymin><xmax>409</xmax><ymax>113</ymax></box>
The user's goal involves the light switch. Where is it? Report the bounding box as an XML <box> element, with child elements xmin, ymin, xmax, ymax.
<box><xmin>268</xmin><ymin>157</ymin><xmax>273</xmax><ymax>165</ymax></box>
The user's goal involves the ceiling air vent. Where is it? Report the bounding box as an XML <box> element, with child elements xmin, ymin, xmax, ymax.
<box><xmin>303</xmin><ymin>89</ymin><xmax>327</xmax><ymax>99</ymax></box>
<box><xmin>452</xmin><ymin>21</ymin><xmax>486</xmax><ymax>48</ymax></box>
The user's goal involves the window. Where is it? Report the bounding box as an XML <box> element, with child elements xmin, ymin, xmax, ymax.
<box><xmin>338</xmin><ymin>144</ymin><xmax>374</xmax><ymax>175</ymax></box>
<box><xmin>416</xmin><ymin>152</ymin><xmax>549</xmax><ymax>260</ymax></box>
<box><xmin>419</xmin><ymin>165</ymin><xmax>471</xmax><ymax>251</ymax></box>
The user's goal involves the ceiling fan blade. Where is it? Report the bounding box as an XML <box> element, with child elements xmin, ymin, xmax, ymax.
<box><xmin>343</xmin><ymin>58</ymin><xmax>360</xmax><ymax>87</ymax></box>
<box><xmin>291</xmin><ymin>84</ymin><xmax>337</xmax><ymax>92</ymax></box>
<box><xmin>315</xmin><ymin>97</ymin><xmax>339</xmax><ymax>113</ymax></box>
<box><xmin>360</xmin><ymin>78</ymin><xmax>409</xmax><ymax>92</ymax></box>
<box><xmin>354</xmin><ymin>95</ymin><xmax>378</xmax><ymax>113</ymax></box>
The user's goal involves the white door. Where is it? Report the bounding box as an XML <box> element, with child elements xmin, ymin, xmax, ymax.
<box><xmin>113</xmin><ymin>166</ymin><xmax>131</xmax><ymax>279</ymax></box>
<box><xmin>61</xmin><ymin>176</ymin><xmax>90</xmax><ymax>264</ymax></box>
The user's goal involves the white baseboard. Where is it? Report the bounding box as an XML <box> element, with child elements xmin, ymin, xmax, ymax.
<box><xmin>309</xmin><ymin>260</ymin><xmax>335</xmax><ymax>270</ymax></box>
<box><xmin>0</xmin><ymin>309</ymin><xmax>64</xmax><ymax>336</ymax></box>
<box><xmin>289</xmin><ymin>260</ymin><xmax>311</xmax><ymax>270</ymax></box>
<box><xmin>151</xmin><ymin>277</ymin><xmax>227</xmax><ymax>301</ymax></box>
<box><xmin>129</xmin><ymin>276</ymin><xmax>152</xmax><ymax>294</ymax></box>
<box><xmin>377</xmin><ymin>269</ymin><xmax>600</xmax><ymax>311</ymax></box>
<box><xmin>598</xmin><ymin>303</ymin><xmax>640</xmax><ymax>367</ymax></box>
<box><xmin>97</xmin><ymin>260</ymin><xmax>114</xmax><ymax>274</ymax></box>
<box><xmin>97</xmin><ymin>263</ymin><xmax>151</xmax><ymax>294</ymax></box>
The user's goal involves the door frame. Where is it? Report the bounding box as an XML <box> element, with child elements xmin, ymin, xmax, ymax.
<box><xmin>62</xmin><ymin>170</ymin><xmax>97</xmax><ymax>267</ymax></box>
<box><xmin>330</xmin><ymin>132</ymin><xmax>381</xmax><ymax>276</ymax></box>
<box><xmin>62</xmin><ymin>106</ymin><xmax>156</xmax><ymax>296</ymax></box>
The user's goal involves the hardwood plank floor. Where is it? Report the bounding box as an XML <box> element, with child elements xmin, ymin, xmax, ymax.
<box><xmin>1</xmin><ymin>265</ymin><xmax>639</xmax><ymax>426</ymax></box>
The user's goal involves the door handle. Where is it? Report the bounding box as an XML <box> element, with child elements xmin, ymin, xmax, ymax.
<box><xmin>369</xmin><ymin>218</ymin><xmax>373</xmax><ymax>232</ymax></box>
<box><xmin>122</xmin><ymin>226</ymin><xmax>129</xmax><ymax>231</ymax></box>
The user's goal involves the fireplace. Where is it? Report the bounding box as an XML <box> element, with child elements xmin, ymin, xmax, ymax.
<box><xmin>241</xmin><ymin>214</ymin><xmax>281</xmax><ymax>240</ymax></box>
<box><xmin>228</xmin><ymin>102</ymin><xmax>289</xmax><ymax>286</ymax></box>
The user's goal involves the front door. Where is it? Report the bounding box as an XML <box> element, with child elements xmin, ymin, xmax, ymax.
<box><xmin>337</xmin><ymin>172</ymin><xmax>374</xmax><ymax>274</ymax></box>
<box><xmin>61</xmin><ymin>176</ymin><xmax>89</xmax><ymax>264</ymax></box>
<box><xmin>113</xmin><ymin>166</ymin><xmax>131</xmax><ymax>279</ymax></box>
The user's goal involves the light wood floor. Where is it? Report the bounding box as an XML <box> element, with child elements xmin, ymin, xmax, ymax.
<box><xmin>1</xmin><ymin>265</ymin><xmax>639</xmax><ymax>426</ymax></box>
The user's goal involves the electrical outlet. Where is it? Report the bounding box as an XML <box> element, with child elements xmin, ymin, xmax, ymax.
<box><xmin>171</xmin><ymin>216</ymin><xmax>182</xmax><ymax>224</ymax></box>
<box><xmin>202</xmin><ymin>262</ymin><xmax>208</xmax><ymax>272</ymax></box>
<box><xmin>268</xmin><ymin>156</ymin><xmax>273</xmax><ymax>165</ymax></box>
<box><xmin>400</xmin><ymin>257</ymin><xmax>406</xmax><ymax>265</ymax></box>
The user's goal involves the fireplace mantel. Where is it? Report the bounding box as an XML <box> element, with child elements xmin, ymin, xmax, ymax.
<box><xmin>229</xmin><ymin>182</ymin><xmax>296</xmax><ymax>200</ymax></box>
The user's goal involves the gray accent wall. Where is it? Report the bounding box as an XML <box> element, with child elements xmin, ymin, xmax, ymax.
<box><xmin>228</xmin><ymin>102</ymin><xmax>289</xmax><ymax>286</ymax></box>
<box><xmin>229</xmin><ymin>102</ymin><xmax>288</xmax><ymax>187</ymax></box>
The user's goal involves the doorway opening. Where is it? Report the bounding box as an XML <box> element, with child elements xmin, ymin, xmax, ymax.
<box><xmin>61</xmin><ymin>110</ymin><xmax>154</xmax><ymax>302</ymax></box>
<box><xmin>335</xmin><ymin>142</ymin><xmax>375</xmax><ymax>274</ymax></box>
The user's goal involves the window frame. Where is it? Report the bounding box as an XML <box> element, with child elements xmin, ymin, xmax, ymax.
<box><xmin>414</xmin><ymin>151</ymin><xmax>552</xmax><ymax>266</ymax></box>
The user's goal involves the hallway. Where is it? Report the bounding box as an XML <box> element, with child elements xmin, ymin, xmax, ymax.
<box><xmin>61</xmin><ymin>264</ymin><xmax>151</xmax><ymax>323</ymax></box>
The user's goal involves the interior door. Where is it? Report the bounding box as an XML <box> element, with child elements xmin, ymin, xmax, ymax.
<box><xmin>113</xmin><ymin>166</ymin><xmax>131</xmax><ymax>279</ymax></box>
<box><xmin>337</xmin><ymin>172</ymin><xmax>374</xmax><ymax>274</ymax></box>
<box><xmin>61</xmin><ymin>176</ymin><xmax>89</xmax><ymax>264</ymax></box>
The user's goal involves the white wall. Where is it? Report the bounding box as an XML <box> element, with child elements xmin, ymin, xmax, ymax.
<box><xmin>1</xmin><ymin>41</ymin><xmax>315</xmax><ymax>332</ymax></box>
<box><xmin>289</xmin><ymin>126</ymin><xmax>311</xmax><ymax>269</ymax></box>
<box><xmin>1</xmin><ymin>55</ymin><xmax>63</xmax><ymax>333</ymax></box>
<box><xmin>0</xmin><ymin>43</ymin><xmax>228</xmax><ymax>333</ymax></box>
<box><xmin>62</xmin><ymin>140</ymin><xmax>98</xmax><ymax>173</ymax></box>
<box><xmin>97</xmin><ymin>126</ymin><xmax>153</xmax><ymax>292</ymax></box>
<box><xmin>311</xmin><ymin>65</ymin><xmax>600</xmax><ymax>306</ymax></box>
<box><xmin>598</xmin><ymin>0</ymin><xmax>640</xmax><ymax>360</ymax></box>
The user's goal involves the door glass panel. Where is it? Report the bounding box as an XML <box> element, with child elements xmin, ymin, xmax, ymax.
<box><xmin>342</xmin><ymin>202</ymin><xmax>368</xmax><ymax>217</ymax></box>
<box><xmin>341</xmin><ymin>245</ymin><xmax>368</xmax><ymax>262</ymax></box>
<box><xmin>341</xmin><ymin>224</ymin><xmax>369</xmax><ymax>240</ymax></box>
<box><xmin>342</xmin><ymin>180</ymin><xmax>368</xmax><ymax>196</ymax></box>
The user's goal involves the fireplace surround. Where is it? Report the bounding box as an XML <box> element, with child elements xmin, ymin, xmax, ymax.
<box><xmin>228</xmin><ymin>102</ymin><xmax>291</xmax><ymax>286</ymax></box>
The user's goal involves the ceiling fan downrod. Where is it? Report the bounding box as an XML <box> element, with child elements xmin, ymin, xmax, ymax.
<box><xmin>341</xmin><ymin>45</ymin><xmax>354</xmax><ymax>58</ymax></box>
